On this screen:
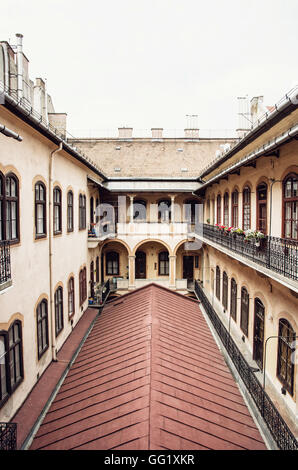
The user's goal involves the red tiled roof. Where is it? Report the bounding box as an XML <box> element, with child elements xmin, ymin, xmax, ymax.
<box><xmin>30</xmin><ymin>284</ymin><xmax>266</xmax><ymax>450</ymax></box>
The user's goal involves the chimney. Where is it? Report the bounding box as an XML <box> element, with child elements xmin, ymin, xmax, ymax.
<box><xmin>184</xmin><ymin>128</ymin><xmax>199</xmax><ymax>138</ymax></box>
<box><xmin>16</xmin><ymin>33</ymin><xmax>23</xmax><ymax>101</ymax></box>
<box><xmin>250</xmin><ymin>96</ymin><xmax>265</xmax><ymax>125</ymax></box>
<box><xmin>236</xmin><ymin>96</ymin><xmax>251</xmax><ymax>139</ymax></box>
<box><xmin>118</xmin><ymin>127</ymin><xmax>133</xmax><ymax>139</ymax></box>
<box><xmin>151</xmin><ymin>128</ymin><xmax>163</xmax><ymax>139</ymax></box>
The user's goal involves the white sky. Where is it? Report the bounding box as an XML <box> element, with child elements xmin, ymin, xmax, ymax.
<box><xmin>1</xmin><ymin>0</ymin><xmax>298</xmax><ymax>136</ymax></box>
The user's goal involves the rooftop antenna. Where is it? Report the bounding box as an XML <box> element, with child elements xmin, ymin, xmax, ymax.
<box><xmin>237</xmin><ymin>96</ymin><xmax>252</xmax><ymax>127</ymax></box>
<box><xmin>186</xmin><ymin>114</ymin><xmax>198</xmax><ymax>128</ymax></box>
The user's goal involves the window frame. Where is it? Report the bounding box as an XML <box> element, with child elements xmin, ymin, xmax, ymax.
<box><xmin>53</xmin><ymin>186</ymin><xmax>62</xmax><ymax>235</ymax></box>
<box><xmin>35</xmin><ymin>181</ymin><xmax>47</xmax><ymax>238</ymax></box>
<box><xmin>215</xmin><ymin>266</ymin><xmax>220</xmax><ymax>300</ymax></box>
<box><xmin>230</xmin><ymin>278</ymin><xmax>237</xmax><ymax>321</ymax></box>
<box><xmin>242</xmin><ymin>186</ymin><xmax>251</xmax><ymax>231</ymax></box>
<box><xmin>216</xmin><ymin>194</ymin><xmax>221</xmax><ymax>224</ymax></box>
<box><xmin>4</xmin><ymin>173</ymin><xmax>20</xmax><ymax>244</ymax></box>
<box><xmin>231</xmin><ymin>190</ymin><xmax>238</xmax><ymax>228</ymax></box>
<box><xmin>106</xmin><ymin>251</ymin><xmax>119</xmax><ymax>276</ymax></box>
<box><xmin>277</xmin><ymin>319</ymin><xmax>296</xmax><ymax>395</ymax></box>
<box><xmin>222</xmin><ymin>271</ymin><xmax>228</xmax><ymax>310</ymax></box>
<box><xmin>282</xmin><ymin>173</ymin><xmax>298</xmax><ymax>240</ymax></box>
<box><xmin>240</xmin><ymin>286</ymin><xmax>249</xmax><ymax>337</ymax></box>
<box><xmin>79</xmin><ymin>267</ymin><xmax>87</xmax><ymax>306</ymax></box>
<box><xmin>158</xmin><ymin>251</ymin><xmax>169</xmax><ymax>276</ymax></box>
<box><xmin>223</xmin><ymin>192</ymin><xmax>229</xmax><ymax>226</ymax></box>
<box><xmin>68</xmin><ymin>277</ymin><xmax>75</xmax><ymax>318</ymax></box>
<box><xmin>79</xmin><ymin>194</ymin><xmax>86</xmax><ymax>230</ymax></box>
<box><xmin>67</xmin><ymin>190</ymin><xmax>74</xmax><ymax>232</ymax></box>
<box><xmin>36</xmin><ymin>299</ymin><xmax>49</xmax><ymax>359</ymax></box>
<box><xmin>54</xmin><ymin>286</ymin><xmax>64</xmax><ymax>337</ymax></box>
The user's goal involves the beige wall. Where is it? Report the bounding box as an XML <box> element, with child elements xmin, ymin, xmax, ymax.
<box><xmin>203</xmin><ymin>245</ymin><xmax>298</xmax><ymax>423</ymax></box>
<box><xmin>0</xmin><ymin>106</ymin><xmax>100</xmax><ymax>421</ymax></box>
<box><xmin>204</xmin><ymin>139</ymin><xmax>298</xmax><ymax>238</ymax></box>
<box><xmin>70</xmin><ymin>138</ymin><xmax>236</xmax><ymax>178</ymax></box>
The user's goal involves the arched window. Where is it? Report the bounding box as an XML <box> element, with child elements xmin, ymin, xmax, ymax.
<box><xmin>5</xmin><ymin>173</ymin><xmax>19</xmax><ymax>242</ymax></box>
<box><xmin>68</xmin><ymin>277</ymin><xmax>75</xmax><ymax>318</ymax></box>
<box><xmin>231</xmin><ymin>190</ymin><xmax>238</xmax><ymax>228</ymax></box>
<box><xmin>223</xmin><ymin>192</ymin><xmax>229</xmax><ymax>226</ymax></box>
<box><xmin>242</xmin><ymin>186</ymin><xmax>251</xmax><ymax>231</ymax></box>
<box><xmin>0</xmin><ymin>320</ymin><xmax>24</xmax><ymax>406</ymax></box>
<box><xmin>79</xmin><ymin>194</ymin><xmax>86</xmax><ymax>229</ymax></box>
<box><xmin>158</xmin><ymin>251</ymin><xmax>169</xmax><ymax>275</ymax></box>
<box><xmin>277</xmin><ymin>319</ymin><xmax>295</xmax><ymax>395</ymax></box>
<box><xmin>216</xmin><ymin>266</ymin><xmax>220</xmax><ymax>300</ymax></box>
<box><xmin>37</xmin><ymin>299</ymin><xmax>49</xmax><ymax>358</ymax></box>
<box><xmin>222</xmin><ymin>271</ymin><xmax>228</xmax><ymax>310</ymax></box>
<box><xmin>158</xmin><ymin>199</ymin><xmax>171</xmax><ymax>223</ymax></box>
<box><xmin>53</xmin><ymin>187</ymin><xmax>62</xmax><ymax>234</ymax></box>
<box><xmin>256</xmin><ymin>182</ymin><xmax>267</xmax><ymax>234</ymax></box>
<box><xmin>133</xmin><ymin>199</ymin><xmax>147</xmax><ymax>222</ymax></box>
<box><xmin>106</xmin><ymin>252</ymin><xmax>119</xmax><ymax>275</ymax></box>
<box><xmin>79</xmin><ymin>267</ymin><xmax>87</xmax><ymax>305</ymax></box>
<box><xmin>230</xmin><ymin>278</ymin><xmax>237</xmax><ymax>321</ymax></box>
<box><xmin>240</xmin><ymin>287</ymin><xmax>249</xmax><ymax>337</ymax></box>
<box><xmin>253</xmin><ymin>298</ymin><xmax>265</xmax><ymax>370</ymax></box>
<box><xmin>216</xmin><ymin>195</ymin><xmax>221</xmax><ymax>224</ymax></box>
<box><xmin>67</xmin><ymin>191</ymin><xmax>74</xmax><ymax>232</ymax></box>
<box><xmin>35</xmin><ymin>182</ymin><xmax>46</xmax><ymax>237</ymax></box>
<box><xmin>283</xmin><ymin>173</ymin><xmax>298</xmax><ymax>240</ymax></box>
<box><xmin>54</xmin><ymin>287</ymin><xmax>64</xmax><ymax>336</ymax></box>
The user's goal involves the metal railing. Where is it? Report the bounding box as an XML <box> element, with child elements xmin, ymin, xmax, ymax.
<box><xmin>0</xmin><ymin>422</ymin><xmax>17</xmax><ymax>450</ymax></box>
<box><xmin>201</xmin><ymin>224</ymin><xmax>298</xmax><ymax>281</ymax></box>
<box><xmin>194</xmin><ymin>280</ymin><xmax>298</xmax><ymax>450</ymax></box>
<box><xmin>0</xmin><ymin>241</ymin><xmax>11</xmax><ymax>286</ymax></box>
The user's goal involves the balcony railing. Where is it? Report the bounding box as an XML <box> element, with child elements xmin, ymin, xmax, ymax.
<box><xmin>194</xmin><ymin>280</ymin><xmax>298</xmax><ymax>450</ymax></box>
<box><xmin>201</xmin><ymin>224</ymin><xmax>298</xmax><ymax>282</ymax></box>
<box><xmin>0</xmin><ymin>241</ymin><xmax>12</xmax><ymax>288</ymax></box>
<box><xmin>0</xmin><ymin>422</ymin><xmax>17</xmax><ymax>450</ymax></box>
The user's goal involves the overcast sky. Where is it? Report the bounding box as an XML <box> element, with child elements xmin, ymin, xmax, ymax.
<box><xmin>1</xmin><ymin>0</ymin><xmax>298</xmax><ymax>137</ymax></box>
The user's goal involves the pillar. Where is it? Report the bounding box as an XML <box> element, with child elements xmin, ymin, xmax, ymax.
<box><xmin>169</xmin><ymin>255</ymin><xmax>176</xmax><ymax>289</ymax></box>
<box><xmin>128</xmin><ymin>255</ymin><xmax>135</xmax><ymax>289</ymax></box>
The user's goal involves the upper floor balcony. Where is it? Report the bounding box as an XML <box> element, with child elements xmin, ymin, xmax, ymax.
<box><xmin>198</xmin><ymin>223</ymin><xmax>298</xmax><ymax>285</ymax></box>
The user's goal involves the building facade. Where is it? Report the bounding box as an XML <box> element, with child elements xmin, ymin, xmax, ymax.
<box><xmin>0</xmin><ymin>34</ymin><xmax>297</xmax><ymax>447</ymax></box>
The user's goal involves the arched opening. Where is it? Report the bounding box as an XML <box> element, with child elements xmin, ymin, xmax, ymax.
<box><xmin>134</xmin><ymin>241</ymin><xmax>170</xmax><ymax>284</ymax></box>
<box><xmin>253</xmin><ymin>298</ymin><xmax>265</xmax><ymax>370</ymax></box>
<box><xmin>256</xmin><ymin>182</ymin><xmax>267</xmax><ymax>234</ymax></box>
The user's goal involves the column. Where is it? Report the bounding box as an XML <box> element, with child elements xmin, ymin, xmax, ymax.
<box><xmin>169</xmin><ymin>255</ymin><xmax>176</xmax><ymax>289</ymax></box>
<box><xmin>128</xmin><ymin>255</ymin><xmax>135</xmax><ymax>290</ymax></box>
<box><xmin>129</xmin><ymin>194</ymin><xmax>135</xmax><ymax>223</ymax></box>
<box><xmin>170</xmin><ymin>194</ymin><xmax>176</xmax><ymax>223</ymax></box>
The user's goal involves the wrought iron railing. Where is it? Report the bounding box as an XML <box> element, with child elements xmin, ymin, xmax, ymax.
<box><xmin>0</xmin><ymin>241</ymin><xmax>11</xmax><ymax>286</ymax></box>
<box><xmin>201</xmin><ymin>224</ymin><xmax>298</xmax><ymax>281</ymax></box>
<box><xmin>0</xmin><ymin>422</ymin><xmax>17</xmax><ymax>450</ymax></box>
<box><xmin>194</xmin><ymin>280</ymin><xmax>298</xmax><ymax>450</ymax></box>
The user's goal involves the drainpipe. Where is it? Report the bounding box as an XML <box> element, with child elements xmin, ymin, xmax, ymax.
<box><xmin>15</xmin><ymin>33</ymin><xmax>23</xmax><ymax>102</ymax></box>
<box><xmin>49</xmin><ymin>142</ymin><xmax>63</xmax><ymax>361</ymax></box>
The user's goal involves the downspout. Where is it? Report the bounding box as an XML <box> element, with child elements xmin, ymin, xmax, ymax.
<box><xmin>49</xmin><ymin>142</ymin><xmax>63</xmax><ymax>361</ymax></box>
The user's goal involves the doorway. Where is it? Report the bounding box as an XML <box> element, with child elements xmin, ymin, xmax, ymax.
<box><xmin>135</xmin><ymin>251</ymin><xmax>146</xmax><ymax>279</ymax></box>
<box><xmin>183</xmin><ymin>256</ymin><xmax>194</xmax><ymax>281</ymax></box>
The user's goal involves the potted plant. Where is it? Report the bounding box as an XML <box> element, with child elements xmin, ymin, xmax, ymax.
<box><xmin>244</xmin><ymin>229</ymin><xmax>265</xmax><ymax>247</ymax></box>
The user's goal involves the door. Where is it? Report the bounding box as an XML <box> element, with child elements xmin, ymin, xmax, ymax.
<box><xmin>253</xmin><ymin>298</ymin><xmax>265</xmax><ymax>370</ymax></box>
<box><xmin>135</xmin><ymin>251</ymin><xmax>146</xmax><ymax>279</ymax></box>
<box><xmin>183</xmin><ymin>256</ymin><xmax>194</xmax><ymax>280</ymax></box>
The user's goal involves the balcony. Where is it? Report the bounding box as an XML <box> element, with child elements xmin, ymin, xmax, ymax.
<box><xmin>88</xmin><ymin>221</ymin><xmax>191</xmax><ymax>247</ymax></box>
<box><xmin>200</xmin><ymin>223</ymin><xmax>298</xmax><ymax>283</ymax></box>
<box><xmin>0</xmin><ymin>241</ymin><xmax>12</xmax><ymax>292</ymax></box>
